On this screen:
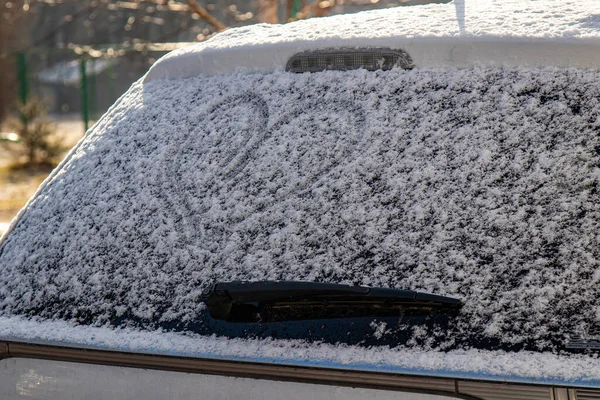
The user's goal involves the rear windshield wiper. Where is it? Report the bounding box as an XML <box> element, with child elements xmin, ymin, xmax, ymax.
<box><xmin>202</xmin><ymin>281</ymin><xmax>462</xmax><ymax>323</ymax></box>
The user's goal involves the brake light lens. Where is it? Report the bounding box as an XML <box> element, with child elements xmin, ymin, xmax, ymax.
<box><xmin>286</xmin><ymin>48</ymin><xmax>413</xmax><ymax>73</ymax></box>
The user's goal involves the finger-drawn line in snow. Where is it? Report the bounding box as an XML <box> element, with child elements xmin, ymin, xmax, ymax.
<box><xmin>156</xmin><ymin>92</ymin><xmax>269</xmax><ymax>240</ymax></box>
<box><xmin>157</xmin><ymin>92</ymin><xmax>368</xmax><ymax>245</ymax></box>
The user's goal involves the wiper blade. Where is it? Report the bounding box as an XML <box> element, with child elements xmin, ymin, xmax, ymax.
<box><xmin>202</xmin><ymin>281</ymin><xmax>462</xmax><ymax>323</ymax></box>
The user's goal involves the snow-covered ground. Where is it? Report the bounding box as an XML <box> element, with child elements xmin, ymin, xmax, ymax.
<box><xmin>0</xmin><ymin>114</ymin><xmax>85</xmax><ymax>229</ymax></box>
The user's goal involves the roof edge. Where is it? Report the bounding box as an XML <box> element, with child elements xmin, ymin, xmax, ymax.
<box><xmin>144</xmin><ymin>36</ymin><xmax>600</xmax><ymax>82</ymax></box>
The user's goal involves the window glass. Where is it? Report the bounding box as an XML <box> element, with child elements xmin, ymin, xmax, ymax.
<box><xmin>1</xmin><ymin>67</ymin><xmax>599</xmax><ymax>352</ymax></box>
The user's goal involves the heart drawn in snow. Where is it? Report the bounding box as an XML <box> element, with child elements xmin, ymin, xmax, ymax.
<box><xmin>157</xmin><ymin>91</ymin><xmax>368</xmax><ymax>238</ymax></box>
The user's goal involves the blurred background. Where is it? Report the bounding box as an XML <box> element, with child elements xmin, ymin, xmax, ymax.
<box><xmin>0</xmin><ymin>0</ymin><xmax>447</xmax><ymax>234</ymax></box>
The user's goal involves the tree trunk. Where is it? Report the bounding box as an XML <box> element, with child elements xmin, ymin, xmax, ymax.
<box><xmin>258</xmin><ymin>0</ymin><xmax>279</xmax><ymax>24</ymax></box>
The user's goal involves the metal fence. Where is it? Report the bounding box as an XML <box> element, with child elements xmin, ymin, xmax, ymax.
<box><xmin>11</xmin><ymin>43</ymin><xmax>191</xmax><ymax>133</ymax></box>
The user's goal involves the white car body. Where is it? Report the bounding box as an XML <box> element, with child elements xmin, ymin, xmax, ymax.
<box><xmin>2</xmin><ymin>1</ymin><xmax>600</xmax><ymax>399</ymax></box>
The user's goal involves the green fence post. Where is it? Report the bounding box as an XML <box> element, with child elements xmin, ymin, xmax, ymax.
<box><xmin>89</xmin><ymin>59</ymin><xmax>97</xmax><ymax>121</ymax></box>
<box><xmin>80</xmin><ymin>58</ymin><xmax>89</xmax><ymax>132</ymax></box>
<box><xmin>108</xmin><ymin>59</ymin><xmax>116</xmax><ymax>105</ymax></box>
<box><xmin>291</xmin><ymin>0</ymin><xmax>301</xmax><ymax>19</ymax></box>
<box><xmin>17</xmin><ymin>52</ymin><xmax>28</xmax><ymax>124</ymax></box>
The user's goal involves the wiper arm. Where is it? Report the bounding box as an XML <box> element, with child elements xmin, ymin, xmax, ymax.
<box><xmin>202</xmin><ymin>281</ymin><xmax>462</xmax><ymax>323</ymax></box>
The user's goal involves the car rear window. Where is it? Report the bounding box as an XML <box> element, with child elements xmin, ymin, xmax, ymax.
<box><xmin>1</xmin><ymin>66</ymin><xmax>599</xmax><ymax>352</ymax></box>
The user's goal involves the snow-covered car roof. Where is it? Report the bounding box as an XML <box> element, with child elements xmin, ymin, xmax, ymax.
<box><xmin>2</xmin><ymin>0</ymin><xmax>600</xmax><ymax>386</ymax></box>
<box><xmin>146</xmin><ymin>0</ymin><xmax>600</xmax><ymax>80</ymax></box>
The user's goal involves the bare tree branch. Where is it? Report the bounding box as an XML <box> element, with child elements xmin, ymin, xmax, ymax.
<box><xmin>32</xmin><ymin>1</ymin><xmax>99</xmax><ymax>46</ymax></box>
<box><xmin>186</xmin><ymin>0</ymin><xmax>227</xmax><ymax>31</ymax></box>
<box><xmin>292</xmin><ymin>0</ymin><xmax>335</xmax><ymax>21</ymax></box>
<box><xmin>257</xmin><ymin>0</ymin><xmax>278</xmax><ymax>24</ymax></box>
<box><xmin>109</xmin><ymin>1</ymin><xmax>190</xmax><ymax>12</ymax></box>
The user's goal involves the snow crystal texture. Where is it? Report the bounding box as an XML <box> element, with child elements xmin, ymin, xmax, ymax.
<box><xmin>1</xmin><ymin>66</ymin><xmax>600</xmax><ymax>351</ymax></box>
